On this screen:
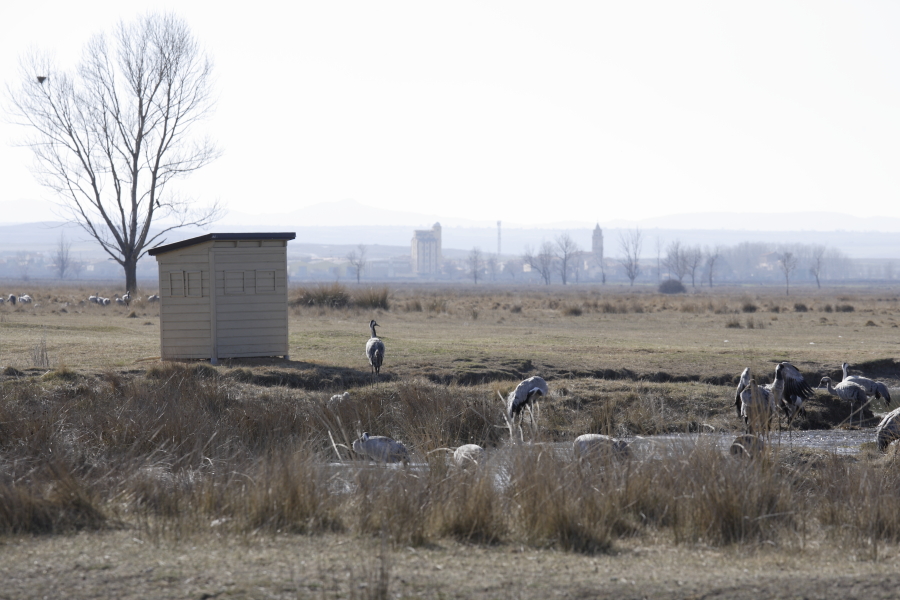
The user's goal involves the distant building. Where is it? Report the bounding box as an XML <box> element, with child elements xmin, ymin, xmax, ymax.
<box><xmin>411</xmin><ymin>222</ymin><xmax>442</xmax><ymax>276</ymax></box>
<box><xmin>592</xmin><ymin>223</ymin><xmax>604</xmax><ymax>257</ymax></box>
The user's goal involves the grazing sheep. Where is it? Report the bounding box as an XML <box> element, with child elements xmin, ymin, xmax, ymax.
<box><xmin>453</xmin><ymin>444</ymin><xmax>485</xmax><ymax>467</ymax></box>
<box><xmin>875</xmin><ymin>406</ymin><xmax>900</xmax><ymax>452</ymax></box>
<box><xmin>352</xmin><ymin>432</ymin><xmax>409</xmax><ymax>464</ymax></box>
<box><xmin>573</xmin><ymin>433</ymin><xmax>631</xmax><ymax>460</ymax></box>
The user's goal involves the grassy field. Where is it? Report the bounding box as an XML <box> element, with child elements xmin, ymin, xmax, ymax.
<box><xmin>2</xmin><ymin>282</ymin><xmax>900</xmax><ymax>599</ymax></box>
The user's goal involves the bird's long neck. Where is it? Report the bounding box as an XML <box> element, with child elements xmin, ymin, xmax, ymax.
<box><xmin>370</xmin><ymin>324</ymin><xmax>377</xmax><ymax>338</ymax></box>
<box><xmin>842</xmin><ymin>364</ymin><xmax>849</xmax><ymax>379</ymax></box>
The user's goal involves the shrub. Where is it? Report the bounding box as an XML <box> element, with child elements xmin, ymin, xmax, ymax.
<box><xmin>822</xmin><ymin>304</ymin><xmax>834</xmax><ymax>313</ymax></box>
<box><xmin>509</xmin><ymin>305</ymin><xmax>522</xmax><ymax>314</ymax></box>
<box><xmin>291</xmin><ymin>283</ymin><xmax>350</xmax><ymax>308</ymax></box>
<box><xmin>741</xmin><ymin>302</ymin><xmax>758</xmax><ymax>313</ymax></box>
<box><xmin>725</xmin><ymin>316</ymin><xmax>743</xmax><ymax>328</ymax></box>
<box><xmin>836</xmin><ymin>304</ymin><xmax>855</xmax><ymax>312</ymax></box>
<box><xmin>561</xmin><ymin>305</ymin><xmax>583</xmax><ymax>316</ymax></box>
<box><xmin>354</xmin><ymin>287</ymin><xmax>390</xmax><ymax>310</ymax></box>
<box><xmin>793</xmin><ymin>303</ymin><xmax>808</xmax><ymax>312</ymax></box>
<box><xmin>658</xmin><ymin>279</ymin><xmax>686</xmax><ymax>294</ymax></box>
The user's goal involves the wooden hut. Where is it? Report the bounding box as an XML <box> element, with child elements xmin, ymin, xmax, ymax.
<box><xmin>148</xmin><ymin>232</ymin><xmax>296</xmax><ymax>364</ymax></box>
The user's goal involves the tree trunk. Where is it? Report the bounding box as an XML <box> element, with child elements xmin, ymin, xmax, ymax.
<box><xmin>124</xmin><ymin>257</ymin><xmax>138</xmax><ymax>294</ymax></box>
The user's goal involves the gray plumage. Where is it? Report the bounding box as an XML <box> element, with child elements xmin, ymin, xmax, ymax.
<box><xmin>507</xmin><ymin>376</ymin><xmax>548</xmax><ymax>420</ymax></box>
<box><xmin>842</xmin><ymin>362</ymin><xmax>892</xmax><ymax>404</ymax></box>
<box><xmin>735</xmin><ymin>363</ymin><xmax>813</xmax><ymax>433</ymax></box>
<box><xmin>365</xmin><ymin>320</ymin><xmax>385</xmax><ymax>375</ymax></box>
<box><xmin>818</xmin><ymin>376</ymin><xmax>869</xmax><ymax>426</ymax></box>
<box><xmin>352</xmin><ymin>432</ymin><xmax>409</xmax><ymax>463</ymax></box>
<box><xmin>875</xmin><ymin>406</ymin><xmax>900</xmax><ymax>452</ymax></box>
<box><xmin>734</xmin><ymin>368</ymin><xmax>775</xmax><ymax>433</ymax></box>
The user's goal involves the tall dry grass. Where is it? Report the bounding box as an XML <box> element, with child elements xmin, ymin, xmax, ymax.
<box><xmin>2</xmin><ymin>364</ymin><xmax>900</xmax><ymax>556</ymax></box>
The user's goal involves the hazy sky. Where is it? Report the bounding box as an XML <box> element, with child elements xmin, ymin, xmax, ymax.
<box><xmin>2</xmin><ymin>1</ymin><xmax>900</xmax><ymax>226</ymax></box>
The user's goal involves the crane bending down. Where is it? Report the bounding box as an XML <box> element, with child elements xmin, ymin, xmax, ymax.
<box><xmin>818</xmin><ymin>376</ymin><xmax>869</xmax><ymax>427</ymax></box>
<box><xmin>365</xmin><ymin>320</ymin><xmax>385</xmax><ymax>376</ymax></box>
<box><xmin>842</xmin><ymin>362</ymin><xmax>892</xmax><ymax>404</ymax></box>
<box><xmin>503</xmin><ymin>376</ymin><xmax>548</xmax><ymax>441</ymax></box>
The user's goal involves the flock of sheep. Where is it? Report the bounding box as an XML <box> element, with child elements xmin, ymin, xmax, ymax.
<box><xmin>351</xmin><ymin>321</ymin><xmax>900</xmax><ymax>466</ymax></box>
<box><xmin>1</xmin><ymin>291</ymin><xmax>160</xmax><ymax>308</ymax></box>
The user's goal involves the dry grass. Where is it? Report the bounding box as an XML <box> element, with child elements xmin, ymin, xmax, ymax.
<box><xmin>2</xmin><ymin>283</ymin><xmax>900</xmax><ymax>596</ymax></box>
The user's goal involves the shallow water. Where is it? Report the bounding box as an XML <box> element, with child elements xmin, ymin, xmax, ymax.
<box><xmin>626</xmin><ymin>428</ymin><xmax>874</xmax><ymax>458</ymax></box>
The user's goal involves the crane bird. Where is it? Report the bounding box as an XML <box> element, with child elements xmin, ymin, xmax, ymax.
<box><xmin>735</xmin><ymin>363</ymin><xmax>813</xmax><ymax>436</ymax></box>
<box><xmin>7</xmin><ymin>294</ymin><xmax>17</xmax><ymax>305</ymax></box>
<box><xmin>365</xmin><ymin>320</ymin><xmax>385</xmax><ymax>376</ymax></box>
<box><xmin>875</xmin><ymin>406</ymin><xmax>900</xmax><ymax>452</ymax></box>
<box><xmin>842</xmin><ymin>362</ymin><xmax>892</xmax><ymax>405</ymax></box>
<box><xmin>352</xmin><ymin>432</ymin><xmax>409</xmax><ymax>464</ymax></box>
<box><xmin>573</xmin><ymin>433</ymin><xmax>631</xmax><ymax>461</ymax></box>
<box><xmin>735</xmin><ymin>369</ymin><xmax>776</xmax><ymax>434</ymax></box>
<box><xmin>818</xmin><ymin>377</ymin><xmax>870</xmax><ymax>427</ymax></box>
<box><xmin>122</xmin><ymin>290</ymin><xmax>131</xmax><ymax>307</ymax></box>
<box><xmin>504</xmin><ymin>376</ymin><xmax>548</xmax><ymax>441</ymax></box>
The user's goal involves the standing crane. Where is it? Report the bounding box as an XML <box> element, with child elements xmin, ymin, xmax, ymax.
<box><xmin>818</xmin><ymin>377</ymin><xmax>869</xmax><ymax>427</ymax></box>
<box><xmin>842</xmin><ymin>362</ymin><xmax>892</xmax><ymax>404</ymax></box>
<box><xmin>365</xmin><ymin>320</ymin><xmax>385</xmax><ymax>377</ymax></box>
<box><xmin>735</xmin><ymin>362</ymin><xmax>813</xmax><ymax>436</ymax></box>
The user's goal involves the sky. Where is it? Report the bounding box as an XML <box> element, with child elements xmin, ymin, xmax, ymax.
<box><xmin>2</xmin><ymin>1</ymin><xmax>900</xmax><ymax>228</ymax></box>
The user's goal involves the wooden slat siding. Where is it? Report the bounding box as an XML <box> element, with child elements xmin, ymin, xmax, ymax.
<box><xmin>155</xmin><ymin>241</ymin><xmax>213</xmax><ymax>360</ymax></box>
<box><xmin>218</xmin><ymin>343</ymin><xmax>289</xmax><ymax>355</ymax></box>
<box><xmin>214</xmin><ymin>265</ymin><xmax>288</xmax><ymax>355</ymax></box>
<box><xmin>216</xmin><ymin>324</ymin><xmax>287</xmax><ymax>336</ymax></box>
<box><xmin>216</xmin><ymin>311</ymin><xmax>288</xmax><ymax>322</ymax></box>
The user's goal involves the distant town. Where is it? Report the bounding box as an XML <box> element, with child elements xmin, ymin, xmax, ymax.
<box><xmin>0</xmin><ymin>219</ymin><xmax>897</xmax><ymax>287</ymax></box>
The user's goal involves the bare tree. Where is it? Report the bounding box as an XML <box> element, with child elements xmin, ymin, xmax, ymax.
<box><xmin>655</xmin><ymin>236</ymin><xmax>664</xmax><ymax>283</ymax></box>
<box><xmin>618</xmin><ymin>228</ymin><xmax>643</xmax><ymax>286</ymax></box>
<box><xmin>705</xmin><ymin>245</ymin><xmax>722</xmax><ymax>287</ymax></box>
<box><xmin>16</xmin><ymin>252</ymin><xmax>34</xmax><ymax>281</ymax></box>
<box><xmin>523</xmin><ymin>242</ymin><xmax>555</xmax><ymax>285</ymax></box>
<box><xmin>346</xmin><ymin>244</ymin><xmax>367</xmax><ymax>284</ymax></box>
<box><xmin>70</xmin><ymin>257</ymin><xmax>85</xmax><ymax>280</ymax></box>
<box><xmin>809</xmin><ymin>244</ymin><xmax>826</xmax><ymax>289</ymax></box>
<box><xmin>486</xmin><ymin>255</ymin><xmax>500</xmax><ymax>281</ymax></box>
<box><xmin>51</xmin><ymin>233</ymin><xmax>72</xmax><ymax>280</ymax></box>
<box><xmin>503</xmin><ymin>258</ymin><xmax>522</xmax><ymax>280</ymax></box>
<box><xmin>555</xmin><ymin>233</ymin><xmax>580</xmax><ymax>285</ymax></box>
<box><xmin>7</xmin><ymin>13</ymin><xmax>222</xmax><ymax>293</ymax></box>
<box><xmin>468</xmin><ymin>247</ymin><xmax>483</xmax><ymax>284</ymax></box>
<box><xmin>779</xmin><ymin>250</ymin><xmax>799</xmax><ymax>296</ymax></box>
<box><xmin>684</xmin><ymin>245</ymin><xmax>704</xmax><ymax>288</ymax></box>
<box><xmin>663</xmin><ymin>240</ymin><xmax>689</xmax><ymax>282</ymax></box>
